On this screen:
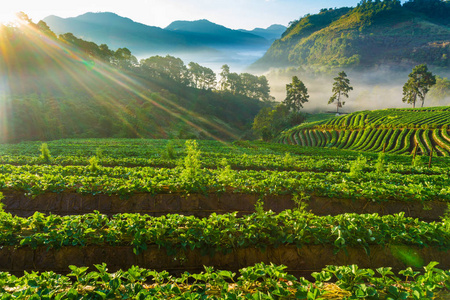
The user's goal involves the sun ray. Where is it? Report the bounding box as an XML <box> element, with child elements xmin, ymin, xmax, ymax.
<box><xmin>1</xmin><ymin>17</ymin><xmax>241</xmax><ymax>144</ymax></box>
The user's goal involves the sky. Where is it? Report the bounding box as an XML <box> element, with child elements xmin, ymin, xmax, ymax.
<box><xmin>1</xmin><ymin>0</ymin><xmax>364</xmax><ymax>30</ymax></box>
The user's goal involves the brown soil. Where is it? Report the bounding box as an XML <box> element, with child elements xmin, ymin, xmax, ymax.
<box><xmin>2</xmin><ymin>192</ymin><xmax>446</xmax><ymax>221</ymax></box>
<box><xmin>1</xmin><ymin>244</ymin><xmax>448</xmax><ymax>277</ymax></box>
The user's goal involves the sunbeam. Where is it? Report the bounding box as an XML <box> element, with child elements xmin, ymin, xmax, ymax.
<box><xmin>0</xmin><ymin>15</ymin><xmax>244</xmax><ymax>144</ymax></box>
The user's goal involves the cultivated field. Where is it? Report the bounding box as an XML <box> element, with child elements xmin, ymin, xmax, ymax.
<box><xmin>1</xmin><ymin>136</ymin><xmax>450</xmax><ymax>298</ymax></box>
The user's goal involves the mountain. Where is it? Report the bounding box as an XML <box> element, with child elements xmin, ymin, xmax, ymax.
<box><xmin>239</xmin><ymin>24</ymin><xmax>287</xmax><ymax>41</ymax></box>
<box><xmin>253</xmin><ymin>0</ymin><xmax>450</xmax><ymax>71</ymax></box>
<box><xmin>165</xmin><ymin>19</ymin><xmax>269</xmax><ymax>48</ymax></box>
<box><xmin>0</xmin><ymin>20</ymin><xmax>263</xmax><ymax>142</ymax></box>
<box><xmin>43</xmin><ymin>13</ymin><xmax>192</xmax><ymax>54</ymax></box>
<box><xmin>43</xmin><ymin>13</ymin><xmax>269</xmax><ymax>57</ymax></box>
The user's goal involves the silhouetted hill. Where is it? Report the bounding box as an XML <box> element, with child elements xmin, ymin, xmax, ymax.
<box><xmin>44</xmin><ymin>13</ymin><xmax>190</xmax><ymax>54</ymax></box>
<box><xmin>239</xmin><ymin>24</ymin><xmax>287</xmax><ymax>41</ymax></box>
<box><xmin>0</xmin><ymin>19</ymin><xmax>263</xmax><ymax>142</ymax></box>
<box><xmin>253</xmin><ymin>0</ymin><xmax>450</xmax><ymax>71</ymax></box>
<box><xmin>165</xmin><ymin>19</ymin><xmax>269</xmax><ymax>47</ymax></box>
<box><xmin>44</xmin><ymin>13</ymin><xmax>270</xmax><ymax>57</ymax></box>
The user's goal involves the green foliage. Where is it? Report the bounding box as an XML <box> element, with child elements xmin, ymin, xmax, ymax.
<box><xmin>0</xmin><ymin>192</ymin><xmax>4</xmax><ymax>213</ymax></box>
<box><xmin>328</xmin><ymin>71</ymin><xmax>353</xmax><ymax>113</ymax></box>
<box><xmin>349</xmin><ymin>155</ymin><xmax>367</xmax><ymax>177</ymax></box>
<box><xmin>252</xmin><ymin>104</ymin><xmax>306</xmax><ymax>141</ymax></box>
<box><xmin>412</xmin><ymin>155</ymin><xmax>425</xmax><ymax>167</ymax></box>
<box><xmin>180</xmin><ymin>140</ymin><xmax>202</xmax><ymax>186</ymax></box>
<box><xmin>88</xmin><ymin>156</ymin><xmax>101</xmax><ymax>172</ymax></box>
<box><xmin>279</xmin><ymin>106</ymin><xmax>450</xmax><ymax>156</ymax></box>
<box><xmin>428</xmin><ymin>76</ymin><xmax>450</xmax><ymax>103</ymax></box>
<box><xmin>254</xmin><ymin>0</ymin><xmax>450</xmax><ymax>70</ymax></box>
<box><xmin>95</xmin><ymin>147</ymin><xmax>103</xmax><ymax>159</ymax></box>
<box><xmin>402</xmin><ymin>64</ymin><xmax>437</xmax><ymax>108</ymax></box>
<box><xmin>216</xmin><ymin>158</ymin><xmax>235</xmax><ymax>186</ymax></box>
<box><xmin>0</xmin><ymin>22</ymin><xmax>264</xmax><ymax>143</ymax></box>
<box><xmin>2</xmin><ymin>261</ymin><xmax>450</xmax><ymax>298</ymax></box>
<box><xmin>187</xmin><ymin>61</ymin><xmax>216</xmax><ymax>90</ymax></box>
<box><xmin>283</xmin><ymin>76</ymin><xmax>309</xmax><ymax>111</ymax></box>
<box><xmin>39</xmin><ymin>143</ymin><xmax>51</xmax><ymax>163</ymax></box>
<box><xmin>162</xmin><ymin>140</ymin><xmax>177</xmax><ymax>160</ymax></box>
<box><xmin>292</xmin><ymin>192</ymin><xmax>310</xmax><ymax>212</ymax></box>
<box><xmin>0</xmin><ymin>138</ymin><xmax>449</xmax><ymax>202</ymax></box>
<box><xmin>375</xmin><ymin>152</ymin><xmax>387</xmax><ymax>173</ymax></box>
<box><xmin>218</xmin><ymin>64</ymin><xmax>274</xmax><ymax>102</ymax></box>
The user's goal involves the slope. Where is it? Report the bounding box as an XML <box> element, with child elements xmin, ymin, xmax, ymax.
<box><xmin>278</xmin><ymin>106</ymin><xmax>450</xmax><ymax>156</ymax></box>
<box><xmin>0</xmin><ymin>19</ymin><xmax>262</xmax><ymax>143</ymax></box>
<box><xmin>253</xmin><ymin>0</ymin><xmax>450</xmax><ymax>70</ymax></box>
<box><xmin>44</xmin><ymin>13</ymin><xmax>270</xmax><ymax>56</ymax></box>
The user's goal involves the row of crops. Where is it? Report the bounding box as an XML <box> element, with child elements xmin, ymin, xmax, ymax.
<box><xmin>281</xmin><ymin>127</ymin><xmax>450</xmax><ymax>156</ymax></box>
<box><xmin>0</xmin><ymin>163</ymin><xmax>449</xmax><ymax>202</ymax></box>
<box><xmin>1</xmin><ymin>138</ymin><xmax>450</xmax><ymax>298</ymax></box>
<box><xmin>1</xmin><ymin>211</ymin><xmax>449</xmax><ymax>254</ymax></box>
<box><xmin>3</xmin><ymin>261</ymin><xmax>450</xmax><ymax>299</ymax></box>
<box><xmin>313</xmin><ymin>106</ymin><xmax>450</xmax><ymax>130</ymax></box>
<box><xmin>279</xmin><ymin>106</ymin><xmax>450</xmax><ymax>156</ymax></box>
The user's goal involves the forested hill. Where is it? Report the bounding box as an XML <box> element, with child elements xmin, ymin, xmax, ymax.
<box><xmin>253</xmin><ymin>0</ymin><xmax>450</xmax><ymax>71</ymax></box>
<box><xmin>0</xmin><ymin>15</ymin><xmax>268</xmax><ymax>143</ymax></box>
<box><xmin>43</xmin><ymin>13</ymin><xmax>270</xmax><ymax>56</ymax></box>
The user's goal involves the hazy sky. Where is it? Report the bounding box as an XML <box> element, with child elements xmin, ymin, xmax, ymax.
<box><xmin>1</xmin><ymin>0</ymin><xmax>364</xmax><ymax>30</ymax></box>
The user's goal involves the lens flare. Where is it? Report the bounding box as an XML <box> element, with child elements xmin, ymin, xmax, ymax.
<box><xmin>0</xmin><ymin>17</ymin><xmax>239</xmax><ymax>144</ymax></box>
<box><xmin>390</xmin><ymin>245</ymin><xmax>425</xmax><ymax>268</ymax></box>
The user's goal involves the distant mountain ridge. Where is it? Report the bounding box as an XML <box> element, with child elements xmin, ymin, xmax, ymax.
<box><xmin>43</xmin><ymin>13</ymin><xmax>285</xmax><ymax>57</ymax></box>
<box><xmin>239</xmin><ymin>24</ymin><xmax>287</xmax><ymax>41</ymax></box>
<box><xmin>253</xmin><ymin>0</ymin><xmax>450</xmax><ymax>71</ymax></box>
<box><xmin>164</xmin><ymin>19</ymin><xmax>269</xmax><ymax>47</ymax></box>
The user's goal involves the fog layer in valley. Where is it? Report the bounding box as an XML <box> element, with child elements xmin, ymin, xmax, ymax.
<box><xmin>138</xmin><ymin>48</ymin><xmax>267</xmax><ymax>74</ymax></box>
<box><xmin>265</xmin><ymin>66</ymin><xmax>450</xmax><ymax>113</ymax></box>
<box><xmin>138</xmin><ymin>47</ymin><xmax>450</xmax><ymax>113</ymax></box>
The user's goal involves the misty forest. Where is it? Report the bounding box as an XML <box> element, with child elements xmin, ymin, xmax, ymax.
<box><xmin>1</xmin><ymin>0</ymin><xmax>450</xmax><ymax>298</ymax></box>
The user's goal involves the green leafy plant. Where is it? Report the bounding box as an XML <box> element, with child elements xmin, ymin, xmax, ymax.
<box><xmin>349</xmin><ymin>154</ymin><xmax>367</xmax><ymax>177</ymax></box>
<box><xmin>95</xmin><ymin>148</ymin><xmax>103</xmax><ymax>160</ymax></box>
<box><xmin>375</xmin><ymin>152</ymin><xmax>386</xmax><ymax>174</ymax></box>
<box><xmin>88</xmin><ymin>156</ymin><xmax>101</xmax><ymax>172</ymax></box>
<box><xmin>292</xmin><ymin>192</ymin><xmax>310</xmax><ymax>212</ymax></box>
<box><xmin>413</xmin><ymin>155</ymin><xmax>424</xmax><ymax>167</ymax></box>
<box><xmin>162</xmin><ymin>140</ymin><xmax>177</xmax><ymax>159</ymax></box>
<box><xmin>217</xmin><ymin>158</ymin><xmax>235</xmax><ymax>186</ymax></box>
<box><xmin>180</xmin><ymin>140</ymin><xmax>202</xmax><ymax>186</ymax></box>
<box><xmin>0</xmin><ymin>192</ymin><xmax>4</xmax><ymax>212</ymax></box>
<box><xmin>39</xmin><ymin>143</ymin><xmax>51</xmax><ymax>163</ymax></box>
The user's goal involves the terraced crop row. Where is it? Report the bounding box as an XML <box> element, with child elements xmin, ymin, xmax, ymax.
<box><xmin>280</xmin><ymin>106</ymin><xmax>450</xmax><ymax>155</ymax></box>
<box><xmin>284</xmin><ymin>127</ymin><xmax>450</xmax><ymax>156</ymax></box>
<box><xmin>317</xmin><ymin>107</ymin><xmax>450</xmax><ymax>130</ymax></box>
<box><xmin>3</xmin><ymin>262</ymin><xmax>450</xmax><ymax>299</ymax></box>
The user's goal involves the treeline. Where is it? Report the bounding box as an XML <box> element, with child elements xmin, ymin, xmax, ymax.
<box><xmin>0</xmin><ymin>14</ymin><xmax>271</xmax><ymax>142</ymax></box>
<box><xmin>254</xmin><ymin>0</ymin><xmax>450</xmax><ymax>70</ymax></box>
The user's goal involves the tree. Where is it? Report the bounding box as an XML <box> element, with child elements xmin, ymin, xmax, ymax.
<box><xmin>283</xmin><ymin>76</ymin><xmax>309</xmax><ymax>111</ymax></box>
<box><xmin>113</xmin><ymin>48</ymin><xmax>138</xmax><ymax>70</ymax></box>
<box><xmin>252</xmin><ymin>104</ymin><xmax>306</xmax><ymax>141</ymax></box>
<box><xmin>428</xmin><ymin>76</ymin><xmax>450</xmax><ymax>104</ymax></box>
<box><xmin>140</xmin><ymin>55</ymin><xmax>189</xmax><ymax>84</ymax></box>
<box><xmin>402</xmin><ymin>64</ymin><xmax>436</xmax><ymax>108</ymax></box>
<box><xmin>188</xmin><ymin>62</ymin><xmax>216</xmax><ymax>90</ymax></box>
<box><xmin>219</xmin><ymin>64</ymin><xmax>231</xmax><ymax>90</ymax></box>
<box><xmin>328</xmin><ymin>71</ymin><xmax>353</xmax><ymax>113</ymax></box>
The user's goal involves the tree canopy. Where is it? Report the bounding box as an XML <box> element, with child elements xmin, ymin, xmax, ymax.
<box><xmin>402</xmin><ymin>64</ymin><xmax>436</xmax><ymax>108</ymax></box>
<box><xmin>283</xmin><ymin>76</ymin><xmax>309</xmax><ymax>112</ymax></box>
<box><xmin>328</xmin><ymin>71</ymin><xmax>353</xmax><ymax>113</ymax></box>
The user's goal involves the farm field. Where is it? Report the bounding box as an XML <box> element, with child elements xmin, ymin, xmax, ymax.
<box><xmin>279</xmin><ymin>106</ymin><xmax>450</xmax><ymax>157</ymax></box>
<box><xmin>1</xmin><ymin>137</ymin><xmax>450</xmax><ymax>298</ymax></box>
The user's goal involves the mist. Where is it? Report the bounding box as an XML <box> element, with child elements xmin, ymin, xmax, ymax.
<box><xmin>137</xmin><ymin>47</ymin><xmax>267</xmax><ymax>74</ymax></box>
<box><xmin>137</xmin><ymin>46</ymin><xmax>450</xmax><ymax>112</ymax></box>
<box><xmin>265</xmin><ymin>66</ymin><xmax>450</xmax><ymax>113</ymax></box>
